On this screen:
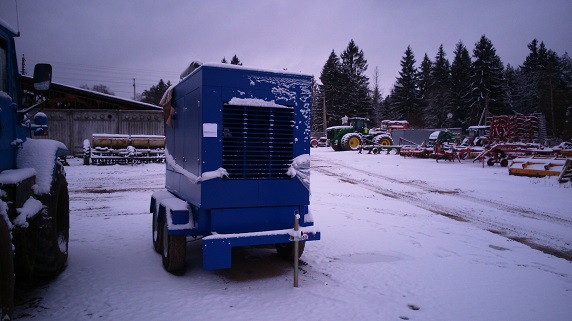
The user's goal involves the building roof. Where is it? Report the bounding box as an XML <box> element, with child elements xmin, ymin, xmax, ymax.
<box><xmin>20</xmin><ymin>75</ymin><xmax>162</xmax><ymax>111</ymax></box>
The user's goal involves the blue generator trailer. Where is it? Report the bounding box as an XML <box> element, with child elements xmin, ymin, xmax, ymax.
<box><xmin>150</xmin><ymin>63</ymin><xmax>320</xmax><ymax>273</ymax></box>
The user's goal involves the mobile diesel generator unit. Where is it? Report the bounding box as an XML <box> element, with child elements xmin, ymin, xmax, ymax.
<box><xmin>150</xmin><ymin>63</ymin><xmax>319</xmax><ymax>273</ymax></box>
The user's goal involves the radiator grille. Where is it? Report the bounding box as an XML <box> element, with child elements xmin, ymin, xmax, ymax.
<box><xmin>222</xmin><ymin>104</ymin><xmax>294</xmax><ymax>179</ymax></box>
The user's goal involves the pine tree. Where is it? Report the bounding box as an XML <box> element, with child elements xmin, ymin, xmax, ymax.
<box><xmin>561</xmin><ymin>53</ymin><xmax>572</xmax><ymax>140</ymax></box>
<box><xmin>371</xmin><ymin>66</ymin><xmax>384</xmax><ymax>124</ymax></box>
<box><xmin>319</xmin><ymin>50</ymin><xmax>344</xmax><ymax>126</ymax></box>
<box><xmin>450</xmin><ymin>41</ymin><xmax>473</xmax><ymax>129</ymax></box>
<box><xmin>140</xmin><ymin>79</ymin><xmax>172</xmax><ymax>106</ymax></box>
<box><xmin>390</xmin><ymin>46</ymin><xmax>423</xmax><ymax>127</ymax></box>
<box><xmin>382</xmin><ymin>92</ymin><xmax>397</xmax><ymax>119</ymax></box>
<box><xmin>503</xmin><ymin>64</ymin><xmax>518</xmax><ymax>112</ymax></box>
<box><xmin>469</xmin><ymin>35</ymin><xmax>507</xmax><ymax>125</ymax></box>
<box><xmin>339</xmin><ymin>39</ymin><xmax>372</xmax><ymax>120</ymax></box>
<box><xmin>311</xmin><ymin>80</ymin><xmax>326</xmax><ymax>134</ymax></box>
<box><xmin>418</xmin><ymin>53</ymin><xmax>432</xmax><ymax>125</ymax></box>
<box><xmin>424</xmin><ymin>45</ymin><xmax>452</xmax><ymax>128</ymax></box>
<box><xmin>230</xmin><ymin>55</ymin><xmax>242</xmax><ymax>65</ymax></box>
<box><xmin>418</xmin><ymin>53</ymin><xmax>432</xmax><ymax>102</ymax></box>
<box><xmin>516</xmin><ymin>39</ymin><xmax>544</xmax><ymax>114</ymax></box>
<box><xmin>221</xmin><ymin>57</ymin><xmax>228</xmax><ymax>63</ymax></box>
<box><xmin>539</xmin><ymin>49</ymin><xmax>570</xmax><ymax>137</ymax></box>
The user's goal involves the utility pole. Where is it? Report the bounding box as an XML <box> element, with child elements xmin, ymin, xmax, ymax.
<box><xmin>133</xmin><ymin>78</ymin><xmax>136</xmax><ymax>100</ymax></box>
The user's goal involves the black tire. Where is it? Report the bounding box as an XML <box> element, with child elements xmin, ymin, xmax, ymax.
<box><xmin>161</xmin><ymin>216</ymin><xmax>186</xmax><ymax>274</ymax></box>
<box><xmin>500</xmin><ymin>158</ymin><xmax>509</xmax><ymax>167</ymax></box>
<box><xmin>275</xmin><ymin>241</ymin><xmax>305</xmax><ymax>260</ymax></box>
<box><xmin>32</xmin><ymin>172</ymin><xmax>69</xmax><ymax>279</ymax></box>
<box><xmin>341</xmin><ymin>133</ymin><xmax>361</xmax><ymax>151</ymax></box>
<box><xmin>487</xmin><ymin>158</ymin><xmax>495</xmax><ymax>166</ymax></box>
<box><xmin>1</xmin><ymin>218</ymin><xmax>14</xmax><ymax>321</ymax></box>
<box><xmin>373</xmin><ymin>135</ymin><xmax>393</xmax><ymax>146</ymax></box>
<box><xmin>152</xmin><ymin>209</ymin><xmax>163</xmax><ymax>254</ymax></box>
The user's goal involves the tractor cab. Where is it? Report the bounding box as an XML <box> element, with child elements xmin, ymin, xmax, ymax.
<box><xmin>348</xmin><ymin>117</ymin><xmax>369</xmax><ymax>134</ymax></box>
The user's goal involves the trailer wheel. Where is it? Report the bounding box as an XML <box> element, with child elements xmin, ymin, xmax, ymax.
<box><xmin>500</xmin><ymin>158</ymin><xmax>509</xmax><ymax>167</ymax></box>
<box><xmin>152</xmin><ymin>210</ymin><xmax>163</xmax><ymax>253</ymax></box>
<box><xmin>275</xmin><ymin>241</ymin><xmax>305</xmax><ymax>260</ymax></box>
<box><xmin>33</xmin><ymin>172</ymin><xmax>69</xmax><ymax>279</ymax></box>
<box><xmin>1</xmin><ymin>217</ymin><xmax>14</xmax><ymax>321</ymax></box>
<box><xmin>161</xmin><ymin>217</ymin><xmax>186</xmax><ymax>274</ymax></box>
<box><xmin>487</xmin><ymin>158</ymin><xmax>495</xmax><ymax>166</ymax></box>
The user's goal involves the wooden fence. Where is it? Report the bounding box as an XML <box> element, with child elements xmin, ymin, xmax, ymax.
<box><xmin>37</xmin><ymin>109</ymin><xmax>164</xmax><ymax>156</ymax></box>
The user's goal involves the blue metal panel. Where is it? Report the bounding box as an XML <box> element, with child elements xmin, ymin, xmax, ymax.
<box><xmin>0</xmin><ymin>24</ymin><xmax>23</xmax><ymax>172</ymax></box>
<box><xmin>202</xmin><ymin>230</ymin><xmax>320</xmax><ymax>270</ymax></box>
<box><xmin>163</xmin><ymin>64</ymin><xmax>316</xmax><ymax>271</ymax></box>
<box><xmin>210</xmin><ymin>206</ymin><xmax>302</xmax><ymax>234</ymax></box>
<box><xmin>0</xmin><ymin>94</ymin><xmax>17</xmax><ymax>172</ymax></box>
<box><xmin>200</xmin><ymin>179</ymin><xmax>308</xmax><ymax>209</ymax></box>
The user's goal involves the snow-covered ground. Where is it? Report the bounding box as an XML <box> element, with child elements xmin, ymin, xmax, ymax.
<box><xmin>14</xmin><ymin>148</ymin><xmax>572</xmax><ymax>320</ymax></box>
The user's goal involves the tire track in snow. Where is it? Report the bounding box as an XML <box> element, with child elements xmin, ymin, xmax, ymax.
<box><xmin>315</xmin><ymin>157</ymin><xmax>572</xmax><ymax>226</ymax></box>
<box><xmin>311</xmin><ymin>156</ymin><xmax>572</xmax><ymax>261</ymax></box>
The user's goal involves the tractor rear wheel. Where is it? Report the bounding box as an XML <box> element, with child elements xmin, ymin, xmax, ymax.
<box><xmin>161</xmin><ymin>217</ymin><xmax>186</xmax><ymax>274</ymax></box>
<box><xmin>276</xmin><ymin>241</ymin><xmax>305</xmax><ymax>260</ymax></box>
<box><xmin>341</xmin><ymin>133</ymin><xmax>361</xmax><ymax>151</ymax></box>
<box><xmin>0</xmin><ymin>217</ymin><xmax>14</xmax><ymax>321</ymax></box>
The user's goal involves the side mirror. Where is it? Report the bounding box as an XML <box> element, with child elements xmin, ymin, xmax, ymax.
<box><xmin>33</xmin><ymin>63</ymin><xmax>52</xmax><ymax>91</ymax></box>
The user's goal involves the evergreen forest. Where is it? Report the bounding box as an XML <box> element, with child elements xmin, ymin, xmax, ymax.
<box><xmin>313</xmin><ymin>36</ymin><xmax>572</xmax><ymax>141</ymax></box>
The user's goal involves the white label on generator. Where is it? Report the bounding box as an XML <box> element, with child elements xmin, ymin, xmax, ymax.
<box><xmin>203</xmin><ymin>123</ymin><xmax>218</xmax><ymax>137</ymax></box>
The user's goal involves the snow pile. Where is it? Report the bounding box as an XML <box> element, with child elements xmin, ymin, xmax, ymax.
<box><xmin>287</xmin><ymin>153</ymin><xmax>310</xmax><ymax>191</ymax></box>
<box><xmin>246</xmin><ymin>73</ymin><xmax>313</xmax><ymax>142</ymax></box>
<box><xmin>152</xmin><ymin>190</ymin><xmax>195</xmax><ymax>231</ymax></box>
<box><xmin>13</xmin><ymin>197</ymin><xmax>44</xmax><ymax>227</ymax></box>
<box><xmin>0</xmin><ymin>168</ymin><xmax>36</xmax><ymax>185</ymax></box>
<box><xmin>16</xmin><ymin>139</ymin><xmax>67</xmax><ymax>194</ymax></box>
<box><xmin>0</xmin><ymin>200</ymin><xmax>11</xmax><ymax>229</ymax></box>
<box><xmin>165</xmin><ymin>148</ymin><xmax>228</xmax><ymax>183</ymax></box>
<box><xmin>228</xmin><ymin>97</ymin><xmax>290</xmax><ymax>108</ymax></box>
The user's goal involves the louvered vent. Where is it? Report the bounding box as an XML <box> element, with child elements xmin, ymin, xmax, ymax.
<box><xmin>222</xmin><ymin>104</ymin><xmax>294</xmax><ymax>179</ymax></box>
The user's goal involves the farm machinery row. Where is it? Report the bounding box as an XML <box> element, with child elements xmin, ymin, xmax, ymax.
<box><xmin>328</xmin><ymin>114</ymin><xmax>571</xmax><ymax>181</ymax></box>
<box><xmin>83</xmin><ymin>134</ymin><xmax>165</xmax><ymax>165</ymax></box>
<box><xmin>325</xmin><ymin>116</ymin><xmax>459</xmax><ymax>160</ymax></box>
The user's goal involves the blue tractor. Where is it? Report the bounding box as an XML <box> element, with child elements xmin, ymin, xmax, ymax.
<box><xmin>150</xmin><ymin>63</ymin><xmax>320</xmax><ymax>273</ymax></box>
<box><xmin>1</xmin><ymin>19</ymin><xmax>69</xmax><ymax>320</ymax></box>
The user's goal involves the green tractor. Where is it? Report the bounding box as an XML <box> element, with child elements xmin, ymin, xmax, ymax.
<box><xmin>326</xmin><ymin>117</ymin><xmax>393</xmax><ymax>151</ymax></box>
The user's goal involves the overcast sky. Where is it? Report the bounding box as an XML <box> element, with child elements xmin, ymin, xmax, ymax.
<box><xmin>2</xmin><ymin>0</ymin><xmax>571</xmax><ymax>99</ymax></box>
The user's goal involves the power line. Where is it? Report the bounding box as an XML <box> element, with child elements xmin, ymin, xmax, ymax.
<box><xmin>21</xmin><ymin>58</ymin><xmax>179</xmax><ymax>98</ymax></box>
